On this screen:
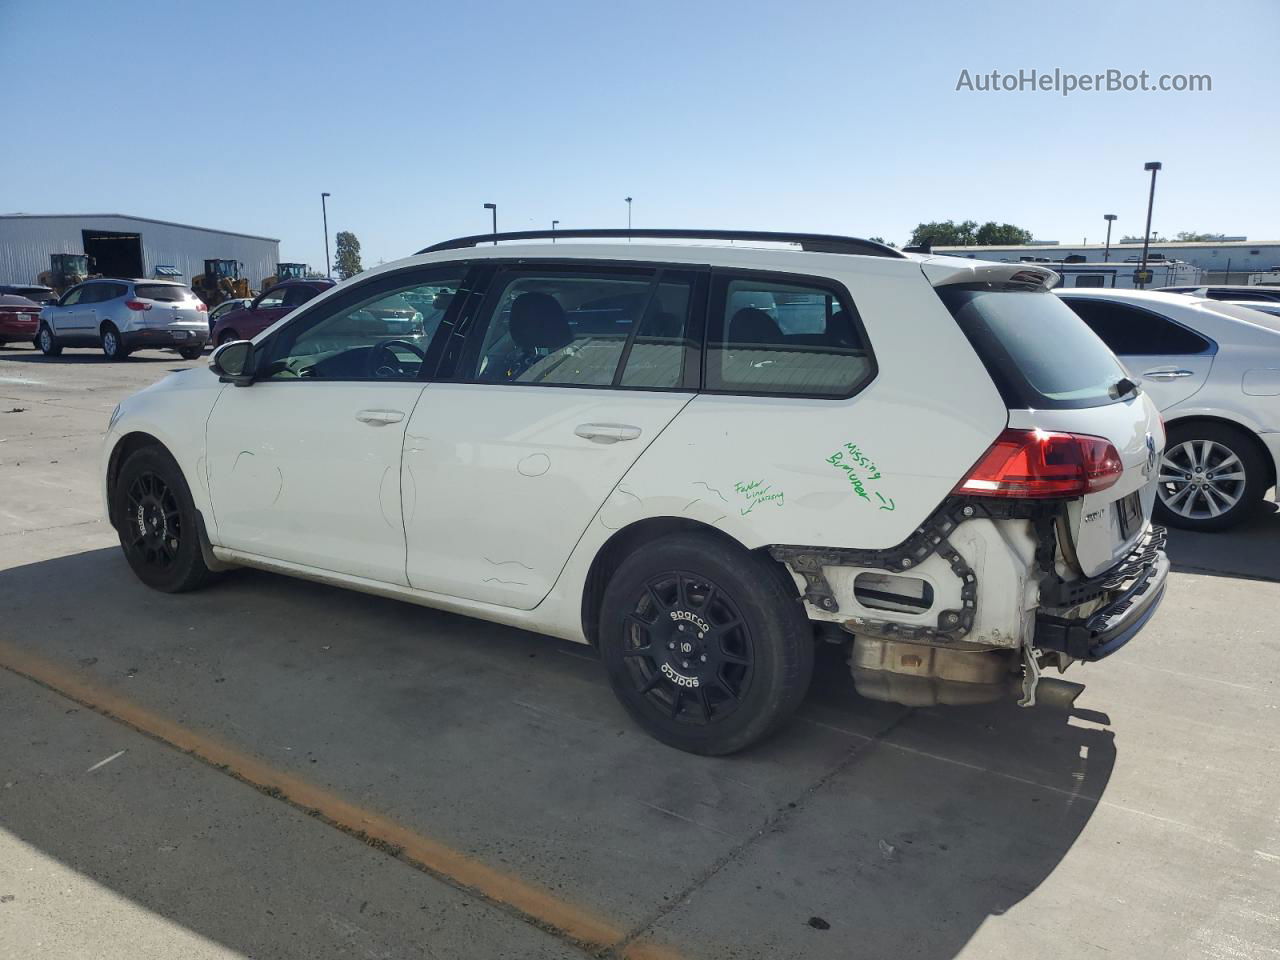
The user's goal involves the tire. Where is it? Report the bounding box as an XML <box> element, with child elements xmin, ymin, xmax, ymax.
<box><xmin>599</xmin><ymin>532</ymin><xmax>814</xmax><ymax>755</ymax></box>
<box><xmin>101</xmin><ymin>324</ymin><xmax>130</xmax><ymax>360</ymax></box>
<box><xmin>112</xmin><ymin>446</ymin><xmax>215</xmax><ymax>593</ymax></box>
<box><xmin>1155</xmin><ymin>421</ymin><xmax>1268</xmax><ymax>532</ymax></box>
<box><xmin>38</xmin><ymin>324</ymin><xmax>62</xmax><ymax>356</ymax></box>
<box><xmin>178</xmin><ymin>346</ymin><xmax>204</xmax><ymax>360</ymax></box>
<box><xmin>217</xmin><ymin>328</ymin><xmax>239</xmax><ymax>346</ymax></box>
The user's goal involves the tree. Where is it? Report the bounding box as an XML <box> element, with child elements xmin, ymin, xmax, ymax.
<box><xmin>974</xmin><ymin>222</ymin><xmax>1034</xmax><ymax>245</ymax></box>
<box><xmin>333</xmin><ymin>231</ymin><xmax>363</xmax><ymax>280</ymax></box>
<box><xmin>1175</xmin><ymin>231</ymin><xmax>1220</xmax><ymax>242</ymax></box>
<box><xmin>867</xmin><ymin>236</ymin><xmax>897</xmax><ymax>247</ymax></box>
<box><xmin>907</xmin><ymin>219</ymin><xmax>1035</xmax><ymax>248</ymax></box>
<box><xmin>908</xmin><ymin>220</ymin><xmax>978</xmax><ymax>247</ymax></box>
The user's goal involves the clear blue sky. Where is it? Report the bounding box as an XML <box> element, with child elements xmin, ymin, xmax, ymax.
<box><xmin>2</xmin><ymin>0</ymin><xmax>1276</xmax><ymax>268</ymax></box>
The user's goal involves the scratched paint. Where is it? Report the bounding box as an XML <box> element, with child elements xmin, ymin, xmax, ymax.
<box><xmin>827</xmin><ymin>442</ymin><xmax>895</xmax><ymax>511</ymax></box>
<box><xmin>734</xmin><ymin>479</ymin><xmax>784</xmax><ymax>516</ymax></box>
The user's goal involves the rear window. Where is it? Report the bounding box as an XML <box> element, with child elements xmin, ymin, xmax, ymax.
<box><xmin>939</xmin><ymin>284</ymin><xmax>1128</xmax><ymax>409</ymax></box>
<box><xmin>134</xmin><ymin>284</ymin><xmax>192</xmax><ymax>302</ymax></box>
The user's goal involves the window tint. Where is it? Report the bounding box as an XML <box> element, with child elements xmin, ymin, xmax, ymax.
<box><xmin>706</xmin><ymin>277</ymin><xmax>871</xmax><ymax>397</ymax></box>
<box><xmin>134</xmin><ymin>284</ymin><xmax>191</xmax><ymax>302</ymax></box>
<box><xmin>466</xmin><ymin>269</ymin><xmax>696</xmax><ymax>388</ymax></box>
<box><xmin>1073</xmin><ymin>274</ymin><xmax>1106</xmax><ymax>287</ymax></box>
<box><xmin>1059</xmin><ymin>298</ymin><xmax>1212</xmax><ymax>355</ymax></box>
<box><xmin>282</xmin><ymin>285</ymin><xmax>319</xmax><ymax>308</ymax></box>
<box><xmin>259</xmin><ymin>274</ymin><xmax>465</xmax><ymax>381</ymax></box>
<box><xmin>941</xmin><ymin>286</ymin><xmax>1127</xmax><ymax>409</ymax></box>
<box><xmin>257</xmin><ymin>286</ymin><xmax>287</xmax><ymax>309</ymax></box>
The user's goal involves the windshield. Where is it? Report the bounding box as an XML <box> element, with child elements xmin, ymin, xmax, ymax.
<box><xmin>939</xmin><ymin>284</ymin><xmax>1129</xmax><ymax>409</ymax></box>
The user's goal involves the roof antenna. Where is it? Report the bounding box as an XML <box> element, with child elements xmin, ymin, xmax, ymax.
<box><xmin>902</xmin><ymin>236</ymin><xmax>933</xmax><ymax>254</ymax></box>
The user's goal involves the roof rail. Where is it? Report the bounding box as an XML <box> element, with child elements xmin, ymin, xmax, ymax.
<box><xmin>417</xmin><ymin>228</ymin><xmax>906</xmax><ymax>258</ymax></box>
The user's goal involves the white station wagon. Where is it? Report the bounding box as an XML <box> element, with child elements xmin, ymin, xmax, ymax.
<box><xmin>103</xmin><ymin>229</ymin><xmax>1169</xmax><ymax>754</ymax></box>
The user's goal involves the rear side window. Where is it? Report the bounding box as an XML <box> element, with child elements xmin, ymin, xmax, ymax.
<box><xmin>940</xmin><ymin>285</ymin><xmax>1128</xmax><ymax>409</ymax></box>
<box><xmin>1059</xmin><ymin>298</ymin><xmax>1212</xmax><ymax>355</ymax></box>
<box><xmin>465</xmin><ymin>268</ymin><xmax>698</xmax><ymax>388</ymax></box>
<box><xmin>706</xmin><ymin>275</ymin><xmax>872</xmax><ymax>397</ymax></box>
<box><xmin>134</xmin><ymin>284</ymin><xmax>191</xmax><ymax>302</ymax></box>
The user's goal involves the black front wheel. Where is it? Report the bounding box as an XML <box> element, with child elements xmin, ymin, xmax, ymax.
<box><xmin>599</xmin><ymin>533</ymin><xmax>814</xmax><ymax>755</ymax></box>
<box><xmin>113</xmin><ymin>446</ymin><xmax>215</xmax><ymax>592</ymax></box>
<box><xmin>1155</xmin><ymin>422</ymin><xmax>1267</xmax><ymax>532</ymax></box>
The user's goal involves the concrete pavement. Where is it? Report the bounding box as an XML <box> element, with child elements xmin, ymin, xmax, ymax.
<box><xmin>1</xmin><ymin>343</ymin><xmax>1277</xmax><ymax>959</ymax></box>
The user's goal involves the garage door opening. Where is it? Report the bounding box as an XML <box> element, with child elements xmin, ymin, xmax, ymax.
<box><xmin>82</xmin><ymin>229</ymin><xmax>143</xmax><ymax>279</ymax></box>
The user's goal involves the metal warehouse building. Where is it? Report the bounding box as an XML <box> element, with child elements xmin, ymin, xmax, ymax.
<box><xmin>0</xmin><ymin>213</ymin><xmax>280</xmax><ymax>289</ymax></box>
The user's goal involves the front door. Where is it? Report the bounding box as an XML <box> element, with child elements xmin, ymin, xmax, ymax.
<box><xmin>403</xmin><ymin>262</ymin><xmax>705</xmax><ymax>609</ymax></box>
<box><xmin>204</xmin><ymin>266</ymin><xmax>469</xmax><ymax>584</ymax></box>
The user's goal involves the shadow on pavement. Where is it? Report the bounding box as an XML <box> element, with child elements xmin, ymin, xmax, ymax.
<box><xmin>1166</xmin><ymin>501</ymin><xmax>1280</xmax><ymax>581</ymax></box>
<box><xmin>0</xmin><ymin>546</ymin><xmax>1114</xmax><ymax>959</ymax></box>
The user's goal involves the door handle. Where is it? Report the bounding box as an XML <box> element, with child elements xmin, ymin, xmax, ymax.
<box><xmin>1141</xmin><ymin>368</ymin><xmax>1194</xmax><ymax>380</ymax></box>
<box><xmin>356</xmin><ymin>409</ymin><xmax>405</xmax><ymax>426</ymax></box>
<box><xmin>574</xmin><ymin>422</ymin><xmax>642</xmax><ymax>444</ymax></box>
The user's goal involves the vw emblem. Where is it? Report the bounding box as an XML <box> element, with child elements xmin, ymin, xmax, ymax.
<box><xmin>1143</xmin><ymin>433</ymin><xmax>1157</xmax><ymax>478</ymax></box>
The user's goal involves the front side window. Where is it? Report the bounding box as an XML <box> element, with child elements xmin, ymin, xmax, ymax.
<box><xmin>706</xmin><ymin>276</ymin><xmax>872</xmax><ymax>397</ymax></box>
<box><xmin>60</xmin><ymin>286</ymin><xmax>85</xmax><ymax>307</ymax></box>
<box><xmin>258</xmin><ymin>273</ymin><xmax>465</xmax><ymax>381</ymax></box>
<box><xmin>256</xmin><ymin>286</ymin><xmax>287</xmax><ymax>309</ymax></box>
<box><xmin>465</xmin><ymin>268</ymin><xmax>697</xmax><ymax>388</ymax></box>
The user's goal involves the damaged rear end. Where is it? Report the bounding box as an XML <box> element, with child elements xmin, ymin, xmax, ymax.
<box><xmin>774</xmin><ymin>259</ymin><xmax>1169</xmax><ymax>710</ymax></box>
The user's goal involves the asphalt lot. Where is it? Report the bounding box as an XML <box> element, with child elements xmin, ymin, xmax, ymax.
<box><xmin>1</xmin><ymin>342</ymin><xmax>1278</xmax><ymax>960</ymax></box>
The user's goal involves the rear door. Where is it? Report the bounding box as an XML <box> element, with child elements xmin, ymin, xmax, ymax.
<box><xmin>1058</xmin><ymin>296</ymin><xmax>1215</xmax><ymax>411</ymax></box>
<box><xmin>402</xmin><ymin>262</ymin><xmax>705</xmax><ymax>609</ymax></box>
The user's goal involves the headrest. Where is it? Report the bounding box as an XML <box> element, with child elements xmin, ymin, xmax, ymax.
<box><xmin>510</xmin><ymin>292</ymin><xmax>571</xmax><ymax>351</ymax></box>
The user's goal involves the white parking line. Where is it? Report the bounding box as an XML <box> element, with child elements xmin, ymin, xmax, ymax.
<box><xmin>0</xmin><ymin>376</ymin><xmax>45</xmax><ymax>385</ymax></box>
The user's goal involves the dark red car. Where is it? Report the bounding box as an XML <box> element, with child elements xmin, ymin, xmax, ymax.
<box><xmin>211</xmin><ymin>279</ymin><xmax>335</xmax><ymax>346</ymax></box>
<box><xmin>0</xmin><ymin>295</ymin><xmax>43</xmax><ymax>348</ymax></box>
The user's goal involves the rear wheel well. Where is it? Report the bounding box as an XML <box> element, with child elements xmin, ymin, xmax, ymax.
<box><xmin>579</xmin><ymin>517</ymin><xmax>793</xmax><ymax>646</ymax></box>
<box><xmin>1165</xmin><ymin>415</ymin><xmax>1276</xmax><ymax>488</ymax></box>
<box><xmin>106</xmin><ymin>432</ymin><xmax>167</xmax><ymax>528</ymax></box>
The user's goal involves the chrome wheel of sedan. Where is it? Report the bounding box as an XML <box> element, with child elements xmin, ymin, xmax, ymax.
<box><xmin>1158</xmin><ymin>439</ymin><xmax>1246</xmax><ymax>521</ymax></box>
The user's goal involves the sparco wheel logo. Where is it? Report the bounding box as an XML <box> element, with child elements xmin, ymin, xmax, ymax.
<box><xmin>668</xmin><ymin>609</ymin><xmax>710</xmax><ymax>634</ymax></box>
<box><xmin>661</xmin><ymin>663</ymin><xmax>700</xmax><ymax>688</ymax></box>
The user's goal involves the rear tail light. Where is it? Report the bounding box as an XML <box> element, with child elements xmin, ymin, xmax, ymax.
<box><xmin>954</xmin><ymin>428</ymin><xmax>1123</xmax><ymax>499</ymax></box>
<box><xmin>124</xmin><ymin>300</ymin><xmax>152</xmax><ymax>311</ymax></box>
<box><xmin>196</xmin><ymin>302</ymin><xmax>208</xmax><ymax>312</ymax></box>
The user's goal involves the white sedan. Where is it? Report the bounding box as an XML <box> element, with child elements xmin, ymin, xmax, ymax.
<box><xmin>1057</xmin><ymin>288</ymin><xmax>1280</xmax><ymax>530</ymax></box>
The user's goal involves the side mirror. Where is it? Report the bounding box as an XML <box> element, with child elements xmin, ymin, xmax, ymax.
<box><xmin>210</xmin><ymin>340</ymin><xmax>255</xmax><ymax>386</ymax></box>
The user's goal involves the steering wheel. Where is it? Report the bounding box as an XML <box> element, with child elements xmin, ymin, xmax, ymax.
<box><xmin>368</xmin><ymin>338</ymin><xmax>426</xmax><ymax>379</ymax></box>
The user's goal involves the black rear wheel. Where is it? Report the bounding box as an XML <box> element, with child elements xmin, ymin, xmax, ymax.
<box><xmin>600</xmin><ymin>533</ymin><xmax>813</xmax><ymax>755</ymax></box>
<box><xmin>113</xmin><ymin>446</ymin><xmax>215</xmax><ymax>592</ymax></box>
<box><xmin>178</xmin><ymin>346</ymin><xmax>204</xmax><ymax>360</ymax></box>
<box><xmin>102</xmin><ymin>324</ymin><xmax>129</xmax><ymax>360</ymax></box>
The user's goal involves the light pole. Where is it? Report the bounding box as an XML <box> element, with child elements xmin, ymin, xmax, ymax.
<box><xmin>1103</xmin><ymin>214</ymin><xmax>1117</xmax><ymax>262</ymax></box>
<box><xmin>321</xmin><ymin>192</ymin><xmax>331</xmax><ymax>279</ymax></box>
<box><xmin>625</xmin><ymin>196</ymin><xmax>632</xmax><ymax>239</ymax></box>
<box><xmin>551</xmin><ymin>219</ymin><xmax>559</xmax><ymax>242</ymax></box>
<box><xmin>1138</xmin><ymin>162</ymin><xmax>1162</xmax><ymax>288</ymax></box>
<box><xmin>483</xmin><ymin>203</ymin><xmax>497</xmax><ymax>245</ymax></box>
